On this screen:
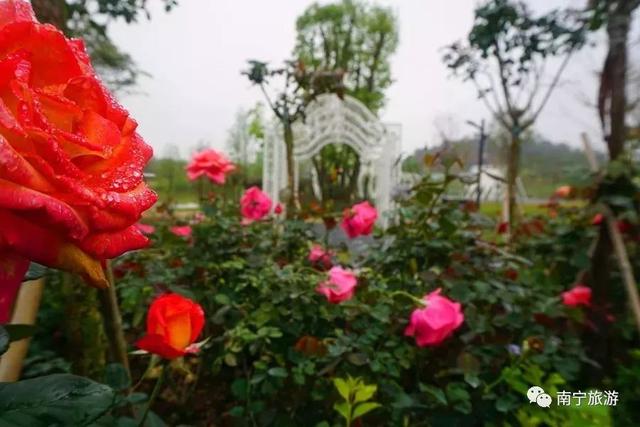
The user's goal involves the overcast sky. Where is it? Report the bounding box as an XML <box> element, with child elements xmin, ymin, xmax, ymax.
<box><xmin>108</xmin><ymin>0</ymin><xmax>636</xmax><ymax>159</ymax></box>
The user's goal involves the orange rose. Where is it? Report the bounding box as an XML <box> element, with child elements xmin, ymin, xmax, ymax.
<box><xmin>136</xmin><ymin>293</ymin><xmax>205</xmax><ymax>359</ymax></box>
<box><xmin>0</xmin><ymin>0</ymin><xmax>156</xmax><ymax>315</ymax></box>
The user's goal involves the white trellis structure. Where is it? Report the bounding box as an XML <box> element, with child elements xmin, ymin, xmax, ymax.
<box><xmin>262</xmin><ymin>94</ymin><xmax>401</xmax><ymax>222</ymax></box>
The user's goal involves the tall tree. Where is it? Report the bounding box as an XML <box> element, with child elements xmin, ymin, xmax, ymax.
<box><xmin>31</xmin><ymin>0</ymin><xmax>177</xmax><ymax>91</ymax></box>
<box><xmin>294</xmin><ymin>0</ymin><xmax>398</xmax><ymax>112</ymax></box>
<box><xmin>293</xmin><ymin>0</ymin><xmax>398</xmax><ymax>206</ymax></box>
<box><xmin>443</xmin><ymin>0</ymin><xmax>586</xmax><ymax>232</ymax></box>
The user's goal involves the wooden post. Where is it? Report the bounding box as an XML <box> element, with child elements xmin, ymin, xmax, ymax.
<box><xmin>0</xmin><ymin>279</ymin><xmax>45</xmax><ymax>382</ymax></box>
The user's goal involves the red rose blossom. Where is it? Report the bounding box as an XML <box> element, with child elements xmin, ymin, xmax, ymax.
<box><xmin>136</xmin><ymin>293</ymin><xmax>205</xmax><ymax>359</ymax></box>
<box><xmin>186</xmin><ymin>148</ymin><xmax>235</xmax><ymax>184</ymax></box>
<box><xmin>561</xmin><ymin>284</ymin><xmax>591</xmax><ymax>307</ymax></box>
<box><xmin>0</xmin><ymin>0</ymin><xmax>156</xmax><ymax>318</ymax></box>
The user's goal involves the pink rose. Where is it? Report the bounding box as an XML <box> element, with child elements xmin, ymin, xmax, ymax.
<box><xmin>316</xmin><ymin>266</ymin><xmax>357</xmax><ymax>304</ymax></box>
<box><xmin>240</xmin><ymin>186</ymin><xmax>272</xmax><ymax>222</ymax></box>
<box><xmin>274</xmin><ymin>203</ymin><xmax>283</xmax><ymax>215</ymax></box>
<box><xmin>186</xmin><ymin>149</ymin><xmax>235</xmax><ymax>184</ymax></box>
<box><xmin>404</xmin><ymin>289</ymin><xmax>464</xmax><ymax>347</ymax></box>
<box><xmin>170</xmin><ymin>225</ymin><xmax>192</xmax><ymax>238</ymax></box>
<box><xmin>561</xmin><ymin>284</ymin><xmax>591</xmax><ymax>307</ymax></box>
<box><xmin>191</xmin><ymin>212</ymin><xmax>206</xmax><ymax>224</ymax></box>
<box><xmin>135</xmin><ymin>223</ymin><xmax>155</xmax><ymax>235</ymax></box>
<box><xmin>309</xmin><ymin>244</ymin><xmax>333</xmax><ymax>269</ymax></box>
<box><xmin>341</xmin><ymin>201</ymin><xmax>378</xmax><ymax>238</ymax></box>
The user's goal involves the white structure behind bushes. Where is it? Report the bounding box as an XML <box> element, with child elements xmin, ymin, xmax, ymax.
<box><xmin>263</xmin><ymin>94</ymin><xmax>401</xmax><ymax>221</ymax></box>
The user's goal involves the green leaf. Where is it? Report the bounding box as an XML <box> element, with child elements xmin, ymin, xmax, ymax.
<box><xmin>346</xmin><ymin>352</ymin><xmax>368</xmax><ymax>366</ymax></box>
<box><xmin>224</xmin><ymin>353</ymin><xmax>237</xmax><ymax>367</ymax></box>
<box><xmin>352</xmin><ymin>402</ymin><xmax>381</xmax><ymax>420</ymax></box>
<box><xmin>147</xmin><ymin>411</ymin><xmax>167</xmax><ymax>427</ymax></box>
<box><xmin>0</xmin><ymin>326</ymin><xmax>8</xmax><ymax>356</ymax></box>
<box><xmin>267</xmin><ymin>367</ymin><xmax>288</xmax><ymax>378</ymax></box>
<box><xmin>333</xmin><ymin>401</ymin><xmax>351</xmax><ymax>421</ymax></box>
<box><xmin>0</xmin><ymin>374</ymin><xmax>115</xmax><ymax>426</ymax></box>
<box><xmin>104</xmin><ymin>363</ymin><xmax>130</xmax><ymax>391</ymax></box>
<box><xmin>419</xmin><ymin>384</ymin><xmax>447</xmax><ymax>405</ymax></box>
<box><xmin>229</xmin><ymin>406</ymin><xmax>244</xmax><ymax>417</ymax></box>
<box><xmin>2</xmin><ymin>324</ymin><xmax>36</xmax><ymax>342</ymax></box>
<box><xmin>231</xmin><ymin>379</ymin><xmax>248</xmax><ymax>399</ymax></box>
<box><xmin>354</xmin><ymin>385</ymin><xmax>377</xmax><ymax>403</ymax></box>
<box><xmin>464</xmin><ymin>373</ymin><xmax>481</xmax><ymax>389</ymax></box>
<box><xmin>214</xmin><ymin>294</ymin><xmax>231</xmax><ymax>305</ymax></box>
<box><xmin>125</xmin><ymin>393</ymin><xmax>147</xmax><ymax>404</ymax></box>
<box><xmin>333</xmin><ymin>378</ymin><xmax>350</xmax><ymax>400</ymax></box>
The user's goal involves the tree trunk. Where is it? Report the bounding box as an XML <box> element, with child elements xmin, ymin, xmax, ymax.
<box><xmin>505</xmin><ymin>131</ymin><xmax>521</xmax><ymax>235</ymax></box>
<box><xmin>283</xmin><ymin>122</ymin><xmax>299</xmax><ymax>216</ymax></box>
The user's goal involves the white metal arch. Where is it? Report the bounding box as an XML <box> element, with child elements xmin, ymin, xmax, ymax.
<box><xmin>263</xmin><ymin>94</ymin><xmax>401</xmax><ymax>224</ymax></box>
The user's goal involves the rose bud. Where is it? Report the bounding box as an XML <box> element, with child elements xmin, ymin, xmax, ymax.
<box><xmin>308</xmin><ymin>244</ymin><xmax>333</xmax><ymax>270</ymax></box>
<box><xmin>136</xmin><ymin>293</ymin><xmax>205</xmax><ymax>359</ymax></box>
<box><xmin>341</xmin><ymin>201</ymin><xmax>378</xmax><ymax>238</ymax></box>
<box><xmin>240</xmin><ymin>186</ymin><xmax>272</xmax><ymax>223</ymax></box>
<box><xmin>404</xmin><ymin>289</ymin><xmax>464</xmax><ymax>347</ymax></box>
<box><xmin>316</xmin><ymin>266</ymin><xmax>357</xmax><ymax>304</ymax></box>
<box><xmin>561</xmin><ymin>284</ymin><xmax>591</xmax><ymax>307</ymax></box>
<box><xmin>186</xmin><ymin>148</ymin><xmax>235</xmax><ymax>184</ymax></box>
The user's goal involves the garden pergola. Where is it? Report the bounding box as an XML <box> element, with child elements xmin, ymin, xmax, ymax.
<box><xmin>262</xmin><ymin>94</ymin><xmax>401</xmax><ymax>223</ymax></box>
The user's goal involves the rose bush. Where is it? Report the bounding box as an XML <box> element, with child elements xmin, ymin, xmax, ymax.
<box><xmin>95</xmin><ymin>165</ymin><xmax>603</xmax><ymax>426</ymax></box>
<box><xmin>0</xmin><ymin>0</ymin><xmax>156</xmax><ymax>316</ymax></box>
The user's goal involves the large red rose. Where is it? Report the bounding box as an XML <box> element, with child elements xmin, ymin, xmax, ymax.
<box><xmin>0</xmin><ymin>1</ymin><xmax>156</xmax><ymax>319</ymax></box>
